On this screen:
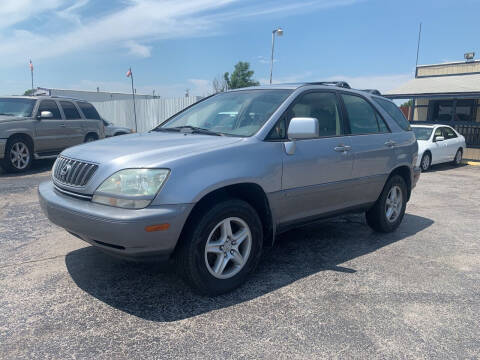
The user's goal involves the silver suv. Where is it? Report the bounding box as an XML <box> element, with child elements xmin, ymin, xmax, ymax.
<box><xmin>0</xmin><ymin>96</ymin><xmax>105</xmax><ymax>173</ymax></box>
<box><xmin>39</xmin><ymin>82</ymin><xmax>420</xmax><ymax>295</ymax></box>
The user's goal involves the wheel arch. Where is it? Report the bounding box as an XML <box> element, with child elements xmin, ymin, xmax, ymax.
<box><xmin>84</xmin><ymin>132</ymin><xmax>99</xmax><ymax>141</ymax></box>
<box><xmin>388</xmin><ymin>165</ymin><xmax>412</xmax><ymax>201</ymax></box>
<box><xmin>7</xmin><ymin>133</ymin><xmax>34</xmax><ymax>151</ymax></box>
<box><xmin>173</xmin><ymin>182</ymin><xmax>275</xmax><ymax>258</ymax></box>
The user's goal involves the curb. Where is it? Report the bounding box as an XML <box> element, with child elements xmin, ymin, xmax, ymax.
<box><xmin>463</xmin><ymin>160</ymin><xmax>480</xmax><ymax>166</ymax></box>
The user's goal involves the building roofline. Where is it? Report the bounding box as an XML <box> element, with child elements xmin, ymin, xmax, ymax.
<box><xmin>416</xmin><ymin>59</ymin><xmax>480</xmax><ymax>68</ymax></box>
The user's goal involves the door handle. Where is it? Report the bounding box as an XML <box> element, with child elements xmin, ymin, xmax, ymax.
<box><xmin>385</xmin><ymin>140</ymin><xmax>396</xmax><ymax>147</ymax></box>
<box><xmin>334</xmin><ymin>145</ymin><xmax>351</xmax><ymax>152</ymax></box>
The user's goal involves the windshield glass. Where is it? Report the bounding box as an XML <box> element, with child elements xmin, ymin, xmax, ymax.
<box><xmin>0</xmin><ymin>98</ymin><xmax>36</xmax><ymax>117</ymax></box>
<box><xmin>413</xmin><ymin>127</ymin><xmax>433</xmax><ymax>140</ymax></box>
<box><xmin>158</xmin><ymin>90</ymin><xmax>292</xmax><ymax>136</ymax></box>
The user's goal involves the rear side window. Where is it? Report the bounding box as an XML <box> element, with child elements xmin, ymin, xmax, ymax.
<box><xmin>60</xmin><ymin>101</ymin><xmax>81</xmax><ymax>120</ymax></box>
<box><xmin>37</xmin><ymin>100</ymin><xmax>61</xmax><ymax>119</ymax></box>
<box><xmin>341</xmin><ymin>94</ymin><xmax>388</xmax><ymax>135</ymax></box>
<box><xmin>78</xmin><ymin>102</ymin><xmax>101</xmax><ymax>120</ymax></box>
<box><xmin>443</xmin><ymin>127</ymin><xmax>457</xmax><ymax>139</ymax></box>
<box><xmin>373</xmin><ymin>97</ymin><xmax>411</xmax><ymax>131</ymax></box>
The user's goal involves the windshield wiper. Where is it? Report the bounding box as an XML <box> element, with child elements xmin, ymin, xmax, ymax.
<box><xmin>0</xmin><ymin>113</ymin><xmax>15</xmax><ymax>116</ymax></box>
<box><xmin>155</xmin><ymin>126</ymin><xmax>223</xmax><ymax>136</ymax></box>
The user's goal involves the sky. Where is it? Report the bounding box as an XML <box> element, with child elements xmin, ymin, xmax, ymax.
<box><xmin>1</xmin><ymin>0</ymin><xmax>479</xmax><ymax>97</ymax></box>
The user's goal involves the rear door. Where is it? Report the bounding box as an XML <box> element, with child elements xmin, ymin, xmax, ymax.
<box><xmin>59</xmin><ymin>101</ymin><xmax>85</xmax><ymax>147</ymax></box>
<box><xmin>34</xmin><ymin>100</ymin><xmax>68</xmax><ymax>153</ymax></box>
<box><xmin>442</xmin><ymin>126</ymin><xmax>460</xmax><ymax>160</ymax></box>
<box><xmin>339</xmin><ymin>93</ymin><xmax>396</xmax><ymax>206</ymax></box>
<box><xmin>278</xmin><ymin>91</ymin><xmax>355</xmax><ymax>224</ymax></box>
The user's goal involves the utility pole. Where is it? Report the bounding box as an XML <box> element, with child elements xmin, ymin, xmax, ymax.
<box><xmin>415</xmin><ymin>23</ymin><xmax>422</xmax><ymax>75</ymax></box>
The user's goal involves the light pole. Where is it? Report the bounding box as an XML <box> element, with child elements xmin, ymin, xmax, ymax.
<box><xmin>269</xmin><ymin>28</ymin><xmax>283</xmax><ymax>84</ymax></box>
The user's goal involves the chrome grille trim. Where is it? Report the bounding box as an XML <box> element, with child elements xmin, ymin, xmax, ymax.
<box><xmin>53</xmin><ymin>156</ymin><xmax>98</xmax><ymax>187</ymax></box>
<box><xmin>53</xmin><ymin>184</ymin><xmax>93</xmax><ymax>200</ymax></box>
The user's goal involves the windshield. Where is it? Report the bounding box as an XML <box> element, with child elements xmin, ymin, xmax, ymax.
<box><xmin>0</xmin><ymin>98</ymin><xmax>36</xmax><ymax>117</ymax></box>
<box><xmin>158</xmin><ymin>90</ymin><xmax>292</xmax><ymax>136</ymax></box>
<box><xmin>413</xmin><ymin>127</ymin><xmax>433</xmax><ymax>140</ymax></box>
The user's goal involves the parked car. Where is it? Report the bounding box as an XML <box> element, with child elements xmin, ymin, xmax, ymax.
<box><xmin>0</xmin><ymin>96</ymin><xmax>105</xmax><ymax>173</ymax></box>
<box><xmin>412</xmin><ymin>124</ymin><xmax>466</xmax><ymax>171</ymax></box>
<box><xmin>38</xmin><ymin>82</ymin><xmax>420</xmax><ymax>295</ymax></box>
<box><xmin>103</xmin><ymin>119</ymin><xmax>133</xmax><ymax>137</ymax></box>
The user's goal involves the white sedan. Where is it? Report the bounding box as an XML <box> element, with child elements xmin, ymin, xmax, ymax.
<box><xmin>412</xmin><ymin>124</ymin><xmax>466</xmax><ymax>171</ymax></box>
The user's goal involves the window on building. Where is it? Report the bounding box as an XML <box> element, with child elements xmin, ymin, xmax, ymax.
<box><xmin>37</xmin><ymin>100</ymin><xmax>61</xmax><ymax>119</ymax></box>
<box><xmin>454</xmin><ymin>99</ymin><xmax>476</xmax><ymax>122</ymax></box>
<box><xmin>60</xmin><ymin>101</ymin><xmax>81</xmax><ymax>120</ymax></box>
<box><xmin>341</xmin><ymin>94</ymin><xmax>388</xmax><ymax>135</ymax></box>
<box><xmin>429</xmin><ymin>99</ymin><xmax>477</xmax><ymax>122</ymax></box>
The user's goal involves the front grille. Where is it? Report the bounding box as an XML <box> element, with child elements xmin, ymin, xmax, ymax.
<box><xmin>53</xmin><ymin>156</ymin><xmax>98</xmax><ymax>187</ymax></box>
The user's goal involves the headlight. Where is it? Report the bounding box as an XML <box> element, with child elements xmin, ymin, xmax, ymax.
<box><xmin>92</xmin><ymin>169</ymin><xmax>170</xmax><ymax>209</ymax></box>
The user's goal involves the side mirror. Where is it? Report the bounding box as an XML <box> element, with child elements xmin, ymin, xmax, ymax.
<box><xmin>435</xmin><ymin>136</ymin><xmax>445</xmax><ymax>142</ymax></box>
<box><xmin>39</xmin><ymin>111</ymin><xmax>53</xmax><ymax>119</ymax></box>
<box><xmin>287</xmin><ymin>117</ymin><xmax>319</xmax><ymax>140</ymax></box>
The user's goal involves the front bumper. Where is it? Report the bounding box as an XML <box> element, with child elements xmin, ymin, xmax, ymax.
<box><xmin>38</xmin><ymin>181</ymin><xmax>193</xmax><ymax>259</ymax></box>
<box><xmin>0</xmin><ymin>138</ymin><xmax>7</xmax><ymax>160</ymax></box>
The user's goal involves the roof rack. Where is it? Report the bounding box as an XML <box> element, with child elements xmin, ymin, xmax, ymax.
<box><xmin>361</xmin><ymin>89</ymin><xmax>381</xmax><ymax>95</ymax></box>
<box><xmin>307</xmin><ymin>81</ymin><xmax>351</xmax><ymax>89</ymax></box>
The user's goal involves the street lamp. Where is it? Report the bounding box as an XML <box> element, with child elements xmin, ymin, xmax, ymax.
<box><xmin>270</xmin><ymin>28</ymin><xmax>283</xmax><ymax>84</ymax></box>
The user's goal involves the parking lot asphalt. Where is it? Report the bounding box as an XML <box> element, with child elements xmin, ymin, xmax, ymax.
<box><xmin>1</xmin><ymin>161</ymin><xmax>479</xmax><ymax>359</ymax></box>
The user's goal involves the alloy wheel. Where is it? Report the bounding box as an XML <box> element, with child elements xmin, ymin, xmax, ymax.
<box><xmin>385</xmin><ymin>185</ymin><xmax>403</xmax><ymax>223</ymax></box>
<box><xmin>204</xmin><ymin>217</ymin><xmax>252</xmax><ymax>279</ymax></box>
<box><xmin>9</xmin><ymin>142</ymin><xmax>30</xmax><ymax>170</ymax></box>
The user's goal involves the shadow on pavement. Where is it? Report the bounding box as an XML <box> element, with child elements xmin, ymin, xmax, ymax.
<box><xmin>427</xmin><ymin>163</ymin><xmax>467</xmax><ymax>172</ymax></box>
<box><xmin>0</xmin><ymin>159</ymin><xmax>55</xmax><ymax>177</ymax></box>
<box><xmin>66</xmin><ymin>213</ymin><xmax>433</xmax><ymax>322</ymax></box>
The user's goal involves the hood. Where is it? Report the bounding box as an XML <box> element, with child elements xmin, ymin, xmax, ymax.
<box><xmin>62</xmin><ymin>131</ymin><xmax>243</xmax><ymax>167</ymax></box>
<box><xmin>0</xmin><ymin>115</ymin><xmax>28</xmax><ymax>123</ymax></box>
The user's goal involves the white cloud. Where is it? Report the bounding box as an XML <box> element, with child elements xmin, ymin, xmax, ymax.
<box><xmin>0</xmin><ymin>0</ymin><xmax>364</xmax><ymax>67</ymax></box>
<box><xmin>0</xmin><ymin>0</ymin><xmax>66</xmax><ymax>29</ymax></box>
<box><xmin>125</xmin><ymin>41</ymin><xmax>152</xmax><ymax>58</ymax></box>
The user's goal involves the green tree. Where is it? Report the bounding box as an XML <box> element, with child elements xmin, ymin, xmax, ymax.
<box><xmin>23</xmin><ymin>89</ymin><xmax>35</xmax><ymax>96</ymax></box>
<box><xmin>224</xmin><ymin>61</ymin><xmax>260</xmax><ymax>90</ymax></box>
<box><xmin>400</xmin><ymin>99</ymin><xmax>413</xmax><ymax>107</ymax></box>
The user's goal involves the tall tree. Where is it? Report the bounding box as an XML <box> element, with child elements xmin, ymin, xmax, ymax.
<box><xmin>224</xmin><ymin>61</ymin><xmax>260</xmax><ymax>90</ymax></box>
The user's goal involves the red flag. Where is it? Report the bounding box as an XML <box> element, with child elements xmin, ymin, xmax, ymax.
<box><xmin>29</xmin><ymin>59</ymin><xmax>33</xmax><ymax>71</ymax></box>
<box><xmin>126</xmin><ymin>68</ymin><xmax>132</xmax><ymax>77</ymax></box>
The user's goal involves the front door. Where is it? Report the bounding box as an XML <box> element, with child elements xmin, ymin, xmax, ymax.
<box><xmin>279</xmin><ymin>91</ymin><xmax>354</xmax><ymax>225</ymax></box>
<box><xmin>431</xmin><ymin>127</ymin><xmax>449</xmax><ymax>163</ymax></box>
<box><xmin>34</xmin><ymin>100</ymin><xmax>68</xmax><ymax>153</ymax></box>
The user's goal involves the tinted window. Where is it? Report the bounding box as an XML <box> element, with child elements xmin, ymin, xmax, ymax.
<box><xmin>443</xmin><ymin>127</ymin><xmax>457</xmax><ymax>139</ymax></box>
<box><xmin>429</xmin><ymin>100</ymin><xmax>453</xmax><ymax>122</ymax></box>
<box><xmin>434</xmin><ymin>127</ymin><xmax>443</xmax><ymax>140</ymax></box>
<box><xmin>289</xmin><ymin>92</ymin><xmax>343</xmax><ymax>137</ymax></box>
<box><xmin>0</xmin><ymin>98</ymin><xmax>35</xmax><ymax>117</ymax></box>
<box><xmin>37</xmin><ymin>100</ymin><xmax>61</xmax><ymax>119</ymax></box>
<box><xmin>373</xmin><ymin>97</ymin><xmax>411</xmax><ymax>131</ymax></box>
<box><xmin>78</xmin><ymin>102</ymin><xmax>101</xmax><ymax>120</ymax></box>
<box><xmin>341</xmin><ymin>94</ymin><xmax>386</xmax><ymax>134</ymax></box>
<box><xmin>454</xmin><ymin>99</ymin><xmax>475</xmax><ymax>121</ymax></box>
<box><xmin>60</xmin><ymin>101</ymin><xmax>81</xmax><ymax>120</ymax></box>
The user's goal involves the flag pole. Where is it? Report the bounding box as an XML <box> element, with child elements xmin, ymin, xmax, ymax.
<box><xmin>30</xmin><ymin>59</ymin><xmax>34</xmax><ymax>93</ymax></box>
<box><xmin>129</xmin><ymin>67</ymin><xmax>138</xmax><ymax>132</ymax></box>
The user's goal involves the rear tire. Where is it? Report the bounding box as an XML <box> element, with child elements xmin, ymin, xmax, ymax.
<box><xmin>84</xmin><ymin>134</ymin><xmax>97</xmax><ymax>143</ymax></box>
<box><xmin>452</xmin><ymin>149</ymin><xmax>462</xmax><ymax>166</ymax></box>
<box><xmin>1</xmin><ymin>137</ymin><xmax>33</xmax><ymax>173</ymax></box>
<box><xmin>420</xmin><ymin>152</ymin><xmax>431</xmax><ymax>172</ymax></box>
<box><xmin>176</xmin><ymin>199</ymin><xmax>263</xmax><ymax>295</ymax></box>
<box><xmin>366</xmin><ymin>175</ymin><xmax>407</xmax><ymax>233</ymax></box>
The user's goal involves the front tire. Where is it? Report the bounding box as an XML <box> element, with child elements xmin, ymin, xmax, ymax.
<box><xmin>1</xmin><ymin>137</ymin><xmax>33</xmax><ymax>173</ymax></box>
<box><xmin>84</xmin><ymin>134</ymin><xmax>97</xmax><ymax>143</ymax></box>
<box><xmin>176</xmin><ymin>199</ymin><xmax>263</xmax><ymax>295</ymax></box>
<box><xmin>420</xmin><ymin>152</ymin><xmax>431</xmax><ymax>172</ymax></box>
<box><xmin>366</xmin><ymin>175</ymin><xmax>407</xmax><ymax>233</ymax></box>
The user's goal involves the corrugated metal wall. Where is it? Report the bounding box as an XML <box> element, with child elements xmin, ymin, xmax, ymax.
<box><xmin>91</xmin><ymin>97</ymin><xmax>202</xmax><ymax>132</ymax></box>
